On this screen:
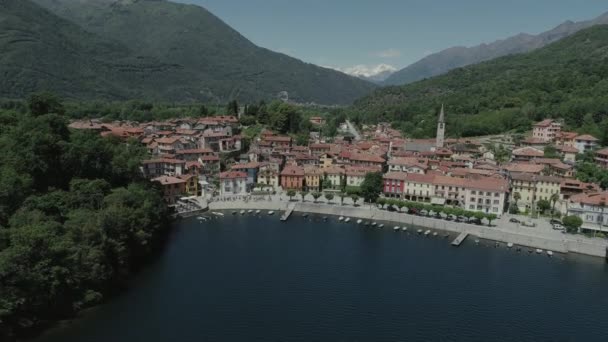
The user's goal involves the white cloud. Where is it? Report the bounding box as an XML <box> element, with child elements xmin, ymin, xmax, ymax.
<box><xmin>327</xmin><ymin>64</ymin><xmax>397</xmax><ymax>80</ymax></box>
<box><xmin>373</xmin><ymin>48</ymin><xmax>401</xmax><ymax>58</ymax></box>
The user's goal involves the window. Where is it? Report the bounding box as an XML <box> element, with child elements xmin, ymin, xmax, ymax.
<box><xmin>493</xmin><ymin>208</ymin><xmax>498</xmax><ymax>212</ymax></box>
<box><xmin>494</xmin><ymin>200</ymin><xmax>499</xmax><ymax>204</ymax></box>
<box><xmin>471</xmin><ymin>191</ymin><xmax>476</xmax><ymax>195</ymax></box>
<box><xmin>469</xmin><ymin>205</ymin><xmax>474</xmax><ymax>209</ymax></box>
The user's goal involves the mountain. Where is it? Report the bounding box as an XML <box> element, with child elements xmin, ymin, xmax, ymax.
<box><xmin>0</xmin><ymin>0</ymin><xmax>199</xmax><ymax>101</ymax></box>
<box><xmin>383</xmin><ymin>12</ymin><xmax>608</xmax><ymax>86</ymax></box>
<box><xmin>2</xmin><ymin>0</ymin><xmax>375</xmax><ymax>105</ymax></box>
<box><xmin>353</xmin><ymin>25</ymin><xmax>608</xmax><ymax>139</ymax></box>
<box><xmin>333</xmin><ymin>64</ymin><xmax>397</xmax><ymax>83</ymax></box>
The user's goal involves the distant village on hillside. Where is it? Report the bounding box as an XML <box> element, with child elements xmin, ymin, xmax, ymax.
<box><xmin>69</xmin><ymin>108</ymin><xmax>608</xmax><ymax>234</ymax></box>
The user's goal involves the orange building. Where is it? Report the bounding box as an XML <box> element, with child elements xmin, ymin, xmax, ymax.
<box><xmin>280</xmin><ymin>165</ymin><xmax>305</xmax><ymax>190</ymax></box>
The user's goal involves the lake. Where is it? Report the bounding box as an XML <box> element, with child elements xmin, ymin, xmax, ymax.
<box><xmin>35</xmin><ymin>214</ymin><xmax>608</xmax><ymax>341</ymax></box>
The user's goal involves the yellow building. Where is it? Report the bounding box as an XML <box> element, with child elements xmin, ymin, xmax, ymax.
<box><xmin>304</xmin><ymin>166</ymin><xmax>323</xmax><ymax>192</ymax></box>
<box><xmin>319</xmin><ymin>153</ymin><xmax>334</xmax><ymax>168</ymax></box>
<box><xmin>178</xmin><ymin>174</ymin><xmax>199</xmax><ymax>196</ymax></box>
<box><xmin>257</xmin><ymin>169</ymin><xmax>279</xmax><ymax>188</ymax></box>
<box><xmin>510</xmin><ymin>173</ymin><xmax>561</xmax><ymax>212</ymax></box>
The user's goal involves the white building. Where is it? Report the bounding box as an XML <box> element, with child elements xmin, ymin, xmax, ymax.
<box><xmin>219</xmin><ymin>171</ymin><xmax>247</xmax><ymax>195</ymax></box>
<box><xmin>573</xmin><ymin>134</ymin><xmax>599</xmax><ymax>154</ymax></box>
<box><xmin>462</xmin><ymin>177</ymin><xmax>509</xmax><ymax>216</ymax></box>
<box><xmin>567</xmin><ymin>192</ymin><xmax>608</xmax><ymax>232</ymax></box>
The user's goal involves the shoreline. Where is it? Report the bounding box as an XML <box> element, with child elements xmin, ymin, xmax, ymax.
<box><xmin>208</xmin><ymin>200</ymin><xmax>608</xmax><ymax>259</ymax></box>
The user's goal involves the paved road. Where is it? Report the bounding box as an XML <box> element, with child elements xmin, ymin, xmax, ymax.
<box><xmin>345</xmin><ymin>120</ymin><xmax>361</xmax><ymax>141</ymax></box>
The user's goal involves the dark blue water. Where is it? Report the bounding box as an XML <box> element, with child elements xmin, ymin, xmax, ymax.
<box><xmin>36</xmin><ymin>214</ymin><xmax>608</xmax><ymax>342</ymax></box>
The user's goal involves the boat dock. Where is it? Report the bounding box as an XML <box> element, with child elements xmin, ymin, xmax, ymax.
<box><xmin>451</xmin><ymin>232</ymin><xmax>469</xmax><ymax>246</ymax></box>
<box><xmin>280</xmin><ymin>204</ymin><xmax>296</xmax><ymax>221</ymax></box>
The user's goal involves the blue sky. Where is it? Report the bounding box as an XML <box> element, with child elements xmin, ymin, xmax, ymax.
<box><xmin>177</xmin><ymin>0</ymin><xmax>608</xmax><ymax>74</ymax></box>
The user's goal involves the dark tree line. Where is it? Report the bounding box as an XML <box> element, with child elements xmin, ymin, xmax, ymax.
<box><xmin>0</xmin><ymin>94</ymin><xmax>170</xmax><ymax>340</ymax></box>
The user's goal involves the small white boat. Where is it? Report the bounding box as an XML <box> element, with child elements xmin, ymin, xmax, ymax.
<box><xmin>547</xmin><ymin>250</ymin><xmax>553</xmax><ymax>257</ymax></box>
<box><xmin>197</xmin><ymin>216</ymin><xmax>204</xmax><ymax>220</ymax></box>
<box><xmin>475</xmin><ymin>240</ymin><xmax>480</xmax><ymax>244</ymax></box>
<box><xmin>393</xmin><ymin>226</ymin><xmax>400</xmax><ymax>231</ymax></box>
<box><xmin>432</xmin><ymin>232</ymin><xmax>438</xmax><ymax>237</ymax></box>
<box><xmin>371</xmin><ymin>222</ymin><xmax>377</xmax><ymax>226</ymax></box>
<box><xmin>339</xmin><ymin>216</ymin><xmax>344</xmax><ymax>221</ymax></box>
<box><xmin>268</xmin><ymin>211</ymin><xmax>274</xmax><ymax>215</ymax></box>
<box><xmin>344</xmin><ymin>218</ymin><xmax>351</xmax><ymax>223</ymax></box>
<box><xmin>402</xmin><ymin>227</ymin><xmax>408</xmax><ymax>231</ymax></box>
<box><xmin>536</xmin><ymin>249</ymin><xmax>543</xmax><ymax>254</ymax></box>
<box><xmin>255</xmin><ymin>210</ymin><xmax>260</xmax><ymax>214</ymax></box>
<box><xmin>507</xmin><ymin>242</ymin><xmax>514</xmax><ymax>248</ymax></box>
<box><xmin>424</xmin><ymin>230</ymin><xmax>431</xmax><ymax>236</ymax></box>
<box><xmin>417</xmin><ymin>229</ymin><xmax>423</xmax><ymax>234</ymax></box>
<box><xmin>357</xmin><ymin>219</ymin><xmax>362</xmax><ymax>224</ymax></box>
<box><xmin>240</xmin><ymin>210</ymin><xmax>245</xmax><ymax>215</ymax></box>
<box><xmin>378</xmin><ymin>224</ymin><xmax>384</xmax><ymax>228</ymax></box>
<box><xmin>212</xmin><ymin>212</ymin><xmax>224</xmax><ymax>217</ymax></box>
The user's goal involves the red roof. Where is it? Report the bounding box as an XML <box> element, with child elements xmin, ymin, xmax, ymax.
<box><xmin>575</xmin><ymin>134</ymin><xmax>599</xmax><ymax>142</ymax></box>
<box><xmin>569</xmin><ymin>192</ymin><xmax>608</xmax><ymax>206</ymax></box>
<box><xmin>142</xmin><ymin>158</ymin><xmax>185</xmax><ymax>165</ymax></box>
<box><xmin>219</xmin><ymin>171</ymin><xmax>247</xmax><ymax>179</ymax></box>
<box><xmin>280</xmin><ymin>165</ymin><xmax>305</xmax><ymax>177</ymax></box>
<box><xmin>153</xmin><ymin>175</ymin><xmax>186</xmax><ymax>185</ymax></box>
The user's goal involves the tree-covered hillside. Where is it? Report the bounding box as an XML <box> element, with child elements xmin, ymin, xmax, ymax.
<box><xmin>2</xmin><ymin>0</ymin><xmax>375</xmax><ymax>105</ymax></box>
<box><xmin>353</xmin><ymin>25</ymin><xmax>608</xmax><ymax>142</ymax></box>
<box><xmin>0</xmin><ymin>94</ymin><xmax>170</xmax><ymax>340</ymax></box>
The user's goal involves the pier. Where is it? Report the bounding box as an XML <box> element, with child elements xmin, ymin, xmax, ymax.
<box><xmin>451</xmin><ymin>232</ymin><xmax>469</xmax><ymax>246</ymax></box>
<box><xmin>281</xmin><ymin>203</ymin><xmax>296</xmax><ymax>221</ymax></box>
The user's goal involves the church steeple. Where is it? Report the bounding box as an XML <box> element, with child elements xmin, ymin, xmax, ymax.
<box><xmin>436</xmin><ymin>104</ymin><xmax>445</xmax><ymax>148</ymax></box>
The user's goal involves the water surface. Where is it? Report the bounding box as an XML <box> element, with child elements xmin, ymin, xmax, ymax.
<box><xmin>36</xmin><ymin>214</ymin><xmax>608</xmax><ymax>341</ymax></box>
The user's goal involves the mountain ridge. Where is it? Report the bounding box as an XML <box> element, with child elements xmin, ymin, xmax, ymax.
<box><xmin>383</xmin><ymin>11</ymin><xmax>608</xmax><ymax>86</ymax></box>
<box><xmin>353</xmin><ymin>25</ymin><xmax>608</xmax><ymax>139</ymax></box>
<box><xmin>3</xmin><ymin>0</ymin><xmax>375</xmax><ymax>104</ymax></box>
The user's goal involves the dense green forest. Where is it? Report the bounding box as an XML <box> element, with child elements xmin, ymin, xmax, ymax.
<box><xmin>352</xmin><ymin>25</ymin><xmax>608</xmax><ymax>142</ymax></box>
<box><xmin>0</xmin><ymin>94</ymin><xmax>170</xmax><ymax>339</ymax></box>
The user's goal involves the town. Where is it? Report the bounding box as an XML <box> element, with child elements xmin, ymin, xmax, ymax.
<box><xmin>69</xmin><ymin>106</ymin><xmax>608</xmax><ymax>236</ymax></box>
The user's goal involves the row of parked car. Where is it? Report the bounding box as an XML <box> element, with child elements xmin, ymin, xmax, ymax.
<box><xmin>384</xmin><ymin>206</ymin><xmax>484</xmax><ymax>225</ymax></box>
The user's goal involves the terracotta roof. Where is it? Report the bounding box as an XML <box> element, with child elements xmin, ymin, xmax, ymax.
<box><xmin>503</xmin><ymin>163</ymin><xmax>545</xmax><ymax>174</ymax></box>
<box><xmin>219</xmin><ymin>171</ymin><xmax>247</xmax><ymax>179</ymax></box>
<box><xmin>153</xmin><ymin>175</ymin><xmax>186</xmax><ymax>185</ymax></box>
<box><xmin>534</xmin><ymin>119</ymin><xmax>558</xmax><ymax>127</ymax></box>
<box><xmin>596</xmin><ymin>148</ymin><xmax>608</xmax><ymax>156</ymax></box>
<box><xmin>557</xmin><ymin>145</ymin><xmax>579</xmax><ymax>153</ymax></box>
<box><xmin>200</xmin><ymin>155</ymin><xmax>220</xmax><ymax>162</ymax></box>
<box><xmin>575</xmin><ymin>134</ymin><xmax>599</xmax><ymax>142</ymax></box>
<box><xmin>280</xmin><ymin>165</ymin><xmax>304</xmax><ymax>177</ymax></box>
<box><xmin>569</xmin><ymin>192</ymin><xmax>608</xmax><ymax>206</ymax></box>
<box><xmin>512</xmin><ymin>147</ymin><xmax>544</xmax><ymax>157</ymax></box>
<box><xmin>466</xmin><ymin>177</ymin><xmax>509</xmax><ymax>193</ymax></box>
<box><xmin>349</xmin><ymin>152</ymin><xmax>386</xmax><ymax>163</ymax></box>
<box><xmin>510</xmin><ymin>173</ymin><xmax>562</xmax><ymax>183</ymax></box>
<box><xmin>156</xmin><ymin>137</ymin><xmax>181</xmax><ymax>144</ymax></box>
<box><xmin>265</xmin><ymin>136</ymin><xmax>292</xmax><ymax>142</ymax></box>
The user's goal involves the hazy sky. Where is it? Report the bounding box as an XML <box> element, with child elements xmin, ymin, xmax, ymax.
<box><xmin>177</xmin><ymin>0</ymin><xmax>608</xmax><ymax>74</ymax></box>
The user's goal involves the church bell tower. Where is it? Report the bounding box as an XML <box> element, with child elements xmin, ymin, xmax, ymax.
<box><xmin>436</xmin><ymin>105</ymin><xmax>445</xmax><ymax>148</ymax></box>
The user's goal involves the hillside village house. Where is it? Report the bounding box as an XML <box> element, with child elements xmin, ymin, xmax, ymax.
<box><xmin>511</xmin><ymin>147</ymin><xmax>544</xmax><ymax>162</ymax></box>
<box><xmin>555</xmin><ymin>131</ymin><xmax>578</xmax><ymax>147</ymax></box>
<box><xmin>567</xmin><ymin>192</ymin><xmax>608</xmax><ymax>232</ymax></box>
<box><xmin>532</xmin><ymin>119</ymin><xmax>561</xmax><ymax>142</ymax></box>
<box><xmin>142</xmin><ymin>158</ymin><xmax>186</xmax><ymax>178</ymax></box>
<box><xmin>557</xmin><ymin>145</ymin><xmax>579</xmax><ymax>163</ymax></box>
<box><xmin>219</xmin><ymin>171</ymin><xmax>247</xmax><ymax>195</ymax></box>
<box><xmin>257</xmin><ymin>168</ymin><xmax>279</xmax><ymax>189</ymax></box>
<box><xmin>595</xmin><ymin>148</ymin><xmax>608</xmax><ymax>169</ymax></box>
<box><xmin>462</xmin><ymin>177</ymin><xmax>509</xmax><ymax>215</ymax></box>
<box><xmin>388</xmin><ymin>157</ymin><xmax>428</xmax><ymax>174</ymax></box>
<box><xmin>153</xmin><ymin>175</ymin><xmax>186</xmax><ymax>204</ymax></box>
<box><xmin>345</xmin><ymin>166</ymin><xmax>380</xmax><ymax>188</ymax></box>
<box><xmin>231</xmin><ymin>162</ymin><xmax>261</xmax><ymax>188</ymax></box>
<box><xmin>574</xmin><ymin>134</ymin><xmax>599</xmax><ymax>153</ymax></box>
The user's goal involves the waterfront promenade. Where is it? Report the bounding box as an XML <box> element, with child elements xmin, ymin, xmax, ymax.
<box><xmin>208</xmin><ymin>194</ymin><xmax>608</xmax><ymax>258</ymax></box>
